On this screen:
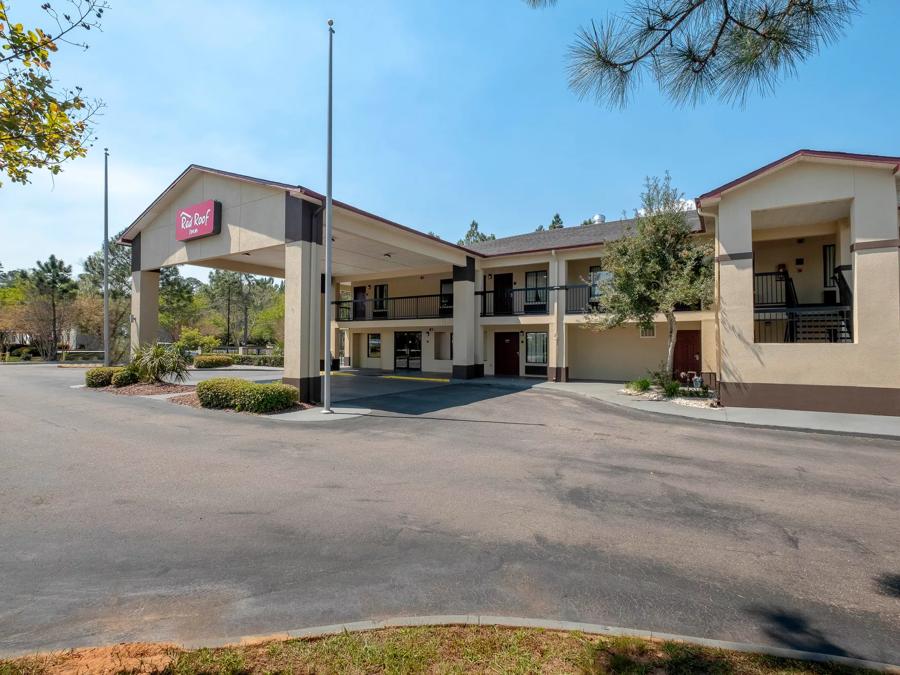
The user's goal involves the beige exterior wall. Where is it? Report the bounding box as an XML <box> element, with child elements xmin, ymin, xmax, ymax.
<box><xmin>715</xmin><ymin>161</ymin><xmax>900</xmax><ymax>395</ymax></box>
<box><xmin>135</xmin><ymin>173</ymin><xmax>289</xmax><ymax>274</ymax></box>
<box><xmin>567</xmin><ymin>321</ymin><xmax>702</xmax><ymax>382</ymax></box>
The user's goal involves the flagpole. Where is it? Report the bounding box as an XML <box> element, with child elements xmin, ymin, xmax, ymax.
<box><xmin>103</xmin><ymin>147</ymin><xmax>110</xmax><ymax>367</ymax></box>
<box><xmin>322</xmin><ymin>19</ymin><xmax>335</xmax><ymax>413</ymax></box>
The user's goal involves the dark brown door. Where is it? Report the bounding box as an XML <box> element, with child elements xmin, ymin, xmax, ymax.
<box><xmin>673</xmin><ymin>330</ymin><xmax>701</xmax><ymax>380</ymax></box>
<box><xmin>494</xmin><ymin>332</ymin><xmax>519</xmax><ymax>376</ymax></box>
<box><xmin>493</xmin><ymin>273</ymin><xmax>513</xmax><ymax>315</ymax></box>
<box><xmin>352</xmin><ymin>286</ymin><xmax>367</xmax><ymax>320</ymax></box>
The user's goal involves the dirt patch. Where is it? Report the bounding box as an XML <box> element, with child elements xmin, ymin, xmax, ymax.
<box><xmin>96</xmin><ymin>383</ymin><xmax>195</xmax><ymax>396</ymax></box>
<box><xmin>6</xmin><ymin>642</ymin><xmax>178</xmax><ymax>675</ymax></box>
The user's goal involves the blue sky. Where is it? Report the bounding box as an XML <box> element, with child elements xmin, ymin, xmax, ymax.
<box><xmin>1</xmin><ymin>0</ymin><xmax>898</xmax><ymax>278</ymax></box>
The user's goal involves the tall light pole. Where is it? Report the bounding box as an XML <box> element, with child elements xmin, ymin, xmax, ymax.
<box><xmin>322</xmin><ymin>19</ymin><xmax>335</xmax><ymax>413</ymax></box>
<box><xmin>102</xmin><ymin>147</ymin><xmax>110</xmax><ymax>367</ymax></box>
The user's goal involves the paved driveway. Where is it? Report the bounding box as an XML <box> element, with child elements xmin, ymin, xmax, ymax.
<box><xmin>1</xmin><ymin>365</ymin><xmax>898</xmax><ymax>663</ymax></box>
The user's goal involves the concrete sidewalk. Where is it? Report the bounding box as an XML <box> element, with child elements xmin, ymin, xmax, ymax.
<box><xmin>538</xmin><ymin>381</ymin><xmax>900</xmax><ymax>438</ymax></box>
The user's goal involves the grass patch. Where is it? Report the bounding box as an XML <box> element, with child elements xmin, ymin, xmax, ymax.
<box><xmin>0</xmin><ymin>626</ymin><xmax>879</xmax><ymax>674</ymax></box>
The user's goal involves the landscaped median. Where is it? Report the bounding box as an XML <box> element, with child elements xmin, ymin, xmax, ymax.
<box><xmin>83</xmin><ymin>344</ymin><xmax>303</xmax><ymax>415</ymax></box>
<box><xmin>0</xmin><ymin>625</ymin><xmax>877</xmax><ymax>674</ymax></box>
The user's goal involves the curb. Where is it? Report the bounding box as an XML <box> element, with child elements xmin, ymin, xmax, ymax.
<box><xmin>179</xmin><ymin>615</ymin><xmax>900</xmax><ymax>672</ymax></box>
<box><xmin>551</xmin><ymin>386</ymin><xmax>900</xmax><ymax>441</ymax></box>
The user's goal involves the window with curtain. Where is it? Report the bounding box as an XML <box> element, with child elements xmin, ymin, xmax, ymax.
<box><xmin>525</xmin><ymin>270</ymin><xmax>548</xmax><ymax>304</ymax></box>
<box><xmin>373</xmin><ymin>284</ymin><xmax>387</xmax><ymax>312</ymax></box>
<box><xmin>823</xmin><ymin>244</ymin><xmax>836</xmax><ymax>288</ymax></box>
<box><xmin>589</xmin><ymin>265</ymin><xmax>612</xmax><ymax>299</ymax></box>
<box><xmin>367</xmin><ymin>333</ymin><xmax>381</xmax><ymax>357</ymax></box>
<box><xmin>525</xmin><ymin>332</ymin><xmax>548</xmax><ymax>364</ymax></box>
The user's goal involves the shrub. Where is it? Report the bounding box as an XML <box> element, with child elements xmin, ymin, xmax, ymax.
<box><xmin>195</xmin><ymin>378</ymin><xmax>298</xmax><ymax>413</ymax></box>
<box><xmin>231</xmin><ymin>354</ymin><xmax>284</xmax><ymax>367</ymax></box>
<box><xmin>195</xmin><ymin>378</ymin><xmax>251</xmax><ymax>409</ymax></box>
<box><xmin>193</xmin><ymin>354</ymin><xmax>234</xmax><ymax>369</ymax></box>
<box><xmin>132</xmin><ymin>343</ymin><xmax>189</xmax><ymax>383</ymax></box>
<box><xmin>175</xmin><ymin>328</ymin><xmax>221</xmax><ymax>354</ymax></box>
<box><xmin>85</xmin><ymin>366</ymin><xmax>123</xmax><ymax>388</ymax></box>
<box><xmin>234</xmin><ymin>382</ymin><xmax>298</xmax><ymax>413</ymax></box>
<box><xmin>627</xmin><ymin>378</ymin><xmax>651</xmax><ymax>392</ymax></box>
<box><xmin>111</xmin><ymin>368</ymin><xmax>140</xmax><ymax>387</ymax></box>
<box><xmin>663</xmin><ymin>380</ymin><xmax>681</xmax><ymax>397</ymax></box>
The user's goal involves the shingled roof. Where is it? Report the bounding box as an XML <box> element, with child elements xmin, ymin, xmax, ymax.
<box><xmin>468</xmin><ymin>210</ymin><xmax>704</xmax><ymax>256</ymax></box>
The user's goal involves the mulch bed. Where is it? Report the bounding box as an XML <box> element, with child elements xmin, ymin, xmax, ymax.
<box><xmin>96</xmin><ymin>383</ymin><xmax>195</xmax><ymax>396</ymax></box>
<box><xmin>168</xmin><ymin>391</ymin><xmax>314</xmax><ymax>414</ymax></box>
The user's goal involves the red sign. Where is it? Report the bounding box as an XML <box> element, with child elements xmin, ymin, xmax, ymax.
<box><xmin>176</xmin><ymin>199</ymin><xmax>221</xmax><ymax>241</ymax></box>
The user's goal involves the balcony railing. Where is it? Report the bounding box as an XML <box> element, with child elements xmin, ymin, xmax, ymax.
<box><xmin>754</xmin><ymin>306</ymin><xmax>852</xmax><ymax>343</ymax></box>
<box><xmin>334</xmin><ymin>294</ymin><xmax>452</xmax><ymax>321</ymax></box>
<box><xmin>565</xmin><ymin>284</ymin><xmax>601</xmax><ymax>314</ymax></box>
<box><xmin>478</xmin><ymin>288</ymin><xmax>549</xmax><ymax>316</ymax></box>
<box><xmin>754</xmin><ymin>271</ymin><xmax>798</xmax><ymax>307</ymax></box>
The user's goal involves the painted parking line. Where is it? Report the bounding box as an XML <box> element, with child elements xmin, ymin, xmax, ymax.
<box><xmin>381</xmin><ymin>375</ymin><xmax>450</xmax><ymax>383</ymax></box>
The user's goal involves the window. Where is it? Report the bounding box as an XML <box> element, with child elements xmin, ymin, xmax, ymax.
<box><xmin>525</xmin><ymin>332</ymin><xmax>548</xmax><ymax>364</ymax></box>
<box><xmin>639</xmin><ymin>325</ymin><xmax>656</xmax><ymax>338</ymax></box>
<box><xmin>589</xmin><ymin>265</ymin><xmax>612</xmax><ymax>300</ymax></box>
<box><xmin>440</xmin><ymin>279</ymin><xmax>453</xmax><ymax>316</ymax></box>
<box><xmin>367</xmin><ymin>333</ymin><xmax>381</xmax><ymax>357</ymax></box>
<box><xmin>372</xmin><ymin>284</ymin><xmax>388</xmax><ymax>316</ymax></box>
<box><xmin>525</xmin><ymin>270</ymin><xmax>548</xmax><ymax>305</ymax></box>
<box><xmin>823</xmin><ymin>244</ymin><xmax>836</xmax><ymax>288</ymax></box>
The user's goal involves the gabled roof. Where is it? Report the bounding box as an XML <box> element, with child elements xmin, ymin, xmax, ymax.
<box><xmin>468</xmin><ymin>210</ymin><xmax>704</xmax><ymax>257</ymax></box>
<box><xmin>696</xmin><ymin>149</ymin><xmax>900</xmax><ymax>205</ymax></box>
<box><xmin>118</xmin><ymin>164</ymin><xmax>482</xmax><ymax>257</ymax></box>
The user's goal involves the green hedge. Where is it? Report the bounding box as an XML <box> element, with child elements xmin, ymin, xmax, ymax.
<box><xmin>193</xmin><ymin>354</ymin><xmax>234</xmax><ymax>369</ymax></box>
<box><xmin>85</xmin><ymin>366</ymin><xmax>123</xmax><ymax>388</ymax></box>
<box><xmin>230</xmin><ymin>354</ymin><xmax>284</xmax><ymax>367</ymax></box>
<box><xmin>195</xmin><ymin>377</ymin><xmax>298</xmax><ymax>413</ymax></box>
<box><xmin>111</xmin><ymin>368</ymin><xmax>140</xmax><ymax>387</ymax></box>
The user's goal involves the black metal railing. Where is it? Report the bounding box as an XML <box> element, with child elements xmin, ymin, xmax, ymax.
<box><xmin>754</xmin><ymin>306</ymin><xmax>852</xmax><ymax>343</ymax></box>
<box><xmin>334</xmin><ymin>294</ymin><xmax>450</xmax><ymax>321</ymax></box>
<box><xmin>833</xmin><ymin>267</ymin><xmax>853</xmax><ymax>308</ymax></box>
<box><xmin>478</xmin><ymin>287</ymin><xmax>550</xmax><ymax>316</ymax></box>
<box><xmin>754</xmin><ymin>271</ymin><xmax>798</xmax><ymax>307</ymax></box>
<box><xmin>565</xmin><ymin>284</ymin><xmax>601</xmax><ymax>314</ymax></box>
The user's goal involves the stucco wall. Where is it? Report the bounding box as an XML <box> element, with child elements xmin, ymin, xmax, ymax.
<box><xmin>716</xmin><ymin>161</ymin><xmax>900</xmax><ymax>390</ymax></box>
<box><xmin>567</xmin><ymin>322</ymin><xmax>701</xmax><ymax>381</ymax></box>
<box><xmin>136</xmin><ymin>173</ymin><xmax>288</xmax><ymax>271</ymax></box>
<box><xmin>350</xmin><ymin>328</ymin><xmax>453</xmax><ymax>373</ymax></box>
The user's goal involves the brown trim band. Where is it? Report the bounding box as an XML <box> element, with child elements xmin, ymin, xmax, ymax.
<box><xmin>849</xmin><ymin>238</ymin><xmax>900</xmax><ymax>253</ymax></box>
<box><xmin>452</xmin><ymin>363</ymin><xmax>484</xmax><ymax>379</ymax></box>
<box><xmin>547</xmin><ymin>366</ymin><xmax>569</xmax><ymax>383</ymax></box>
<box><xmin>719</xmin><ymin>381</ymin><xmax>900</xmax><ymax>417</ymax></box>
<box><xmin>282</xmin><ymin>375</ymin><xmax>322</xmax><ymax>404</ymax></box>
<box><xmin>715</xmin><ymin>251</ymin><xmax>753</xmax><ymax>263</ymax></box>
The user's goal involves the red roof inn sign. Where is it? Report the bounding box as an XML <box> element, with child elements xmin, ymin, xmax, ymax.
<box><xmin>176</xmin><ymin>199</ymin><xmax>222</xmax><ymax>241</ymax></box>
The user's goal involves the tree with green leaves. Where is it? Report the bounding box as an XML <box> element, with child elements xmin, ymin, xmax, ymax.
<box><xmin>0</xmin><ymin>0</ymin><xmax>108</xmax><ymax>185</ymax></box>
<box><xmin>458</xmin><ymin>219</ymin><xmax>496</xmax><ymax>246</ymax></box>
<box><xmin>75</xmin><ymin>238</ymin><xmax>131</xmax><ymax>362</ymax></box>
<box><xmin>527</xmin><ymin>0</ymin><xmax>858</xmax><ymax>107</ymax></box>
<box><xmin>584</xmin><ymin>174</ymin><xmax>712</xmax><ymax>375</ymax></box>
<box><xmin>549</xmin><ymin>213</ymin><xmax>563</xmax><ymax>229</ymax></box>
<box><xmin>23</xmin><ymin>254</ymin><xmax>77</xmax><ymax>359</ymax></box>
<box><xmin>206</xmin><ymin>269</ymin><xmax>243</xmax><ymax>345</ymax></box>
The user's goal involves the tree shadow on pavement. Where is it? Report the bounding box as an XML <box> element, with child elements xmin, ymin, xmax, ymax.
<box><xmin>746</xmin><ymin>607</ymin><xmax>858</xmax><ymax>658</ymax></box>
<box><xmin>873</xmin><ymin>573</ymin><xmax>900</xmax><ymax>598</ymax></box>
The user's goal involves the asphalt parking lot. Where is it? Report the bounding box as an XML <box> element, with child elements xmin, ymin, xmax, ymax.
<box><xmin>1</xmin><ymin>364</ymin><xmax>898</xmax><ymax>663</ymax></box>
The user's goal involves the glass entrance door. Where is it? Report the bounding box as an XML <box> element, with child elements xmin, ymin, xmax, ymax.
<box><xmin>394</xmin><ymin>331</ymin><xmax>422</xmax><ymax>371</ymax></box>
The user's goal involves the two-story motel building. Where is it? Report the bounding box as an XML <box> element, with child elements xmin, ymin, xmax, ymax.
<box><xmin>120</xmin><ymin>149</ymin><xmax>900</xmax><ymax>416</ymax></box>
